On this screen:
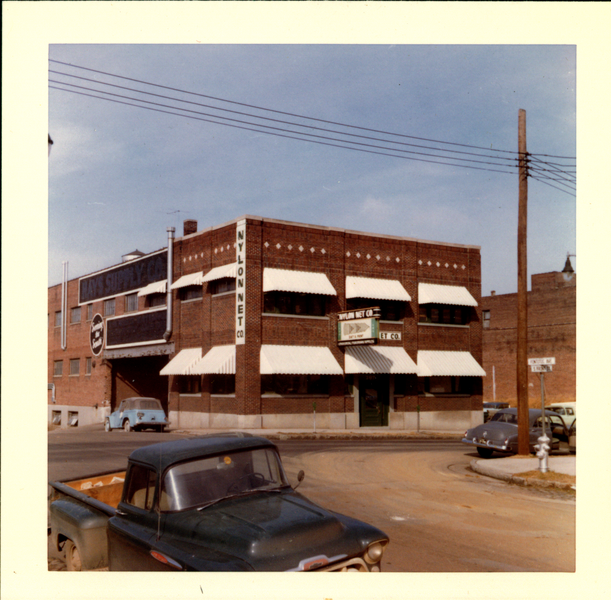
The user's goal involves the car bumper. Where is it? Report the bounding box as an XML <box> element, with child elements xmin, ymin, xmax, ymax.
<box><xmin>462</xmin><ymin>438</ymin><xmax>513</xmax><ymax>453</ymax></box>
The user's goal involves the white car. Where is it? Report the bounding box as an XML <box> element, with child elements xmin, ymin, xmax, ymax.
<box><xmin>547</xmin><ymin>403</ymin><xmax>576</xmax><ymax>427</ymax></box>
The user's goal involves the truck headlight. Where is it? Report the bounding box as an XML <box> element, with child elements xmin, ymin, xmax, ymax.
<box><xmin>365</xmin><ymin>542</ymin><xmax>385</xmax><ymax>564</ymax></box>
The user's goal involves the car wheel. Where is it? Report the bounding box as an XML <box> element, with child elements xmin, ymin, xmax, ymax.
<box><xmin>65</xmin><ymin>540</ymin><xmax>82</xmax><ymax>571</ymax></box>
<box><xmin>104</xmin><ymin>419</ymin><xmax>111</xmax><ymax>432</ymax></box>
<box><xmin>123</xmin><ymin>420</ymin><xmax>131</xmax><ymax>433</ymax></box>
<box><xmin>477</xmin><ymin>447</ymin><xmax>494</xmax><ymax>459</ymax></box>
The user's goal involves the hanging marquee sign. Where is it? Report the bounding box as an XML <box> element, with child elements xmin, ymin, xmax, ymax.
<box><xmin>337</xmin><ymin>307</ymin><xmax>380</xmax><ymax>346</ymax></box>
<box><xmin>90</xmin><ymin>313</ymin><xmax>105</xmax><ymax>356</ymax></box>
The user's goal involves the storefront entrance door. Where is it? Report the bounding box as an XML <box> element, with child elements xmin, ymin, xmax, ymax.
<box><xmin>359</xmin><ymin>375</ymin><xmax>389</xmax><ymax>427</ymax></box>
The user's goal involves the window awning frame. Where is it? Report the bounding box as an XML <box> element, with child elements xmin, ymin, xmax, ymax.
<box><xmin>160</xmin><ymin>348</ymin><xmax>202</xmax><ymax>375</ymax></box>
<box><xmin>263</xmin><ymin>268</ymin><xmax>337</xmax><ymax>296</ymax></box>
<box><xmin>344</xmin><ymin>345</ymin><xmax>419</xmax><ymax>374</ymax></box>
<box><xmin>346</xmin><ymin>276</ymin><xmax>411</xmax><ymax>302</ymax></box>
<box><xmin>137</xmin><ymin>280</ymin><xmax>167</xmax><ymax>297</ymax></box>
<box><xmin>202</xmin><ymin>263</ymin><xmax>238</xmax><ymax>283</ymax></box>
<box><xmin>189</xmin><ymin>345</ymin><xmax>236</xmax><ymax>375</ymax></box>
<box><xmin>170</xmin><ymin>272</ymin><xmax>204</xmax><ymax>290</ymax></box>
<box><xmin>260</xmin><ymin>345</ymin><xmax>343</xmax><ymax>375</ymax></box>
<box><xmin>418</xmin><ymin>283</ymin><xmax>478</xmax><ymax>307</ymax></box>
<box><xmin>417</xmin><ymin>350</ymin><xmax>486</xmax><ymax>377</ymax></box>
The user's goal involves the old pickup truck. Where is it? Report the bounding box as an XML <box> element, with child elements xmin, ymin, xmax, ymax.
<box><xmin>49</xmin><ymin>433</ymin><xmax>389</xmax><ymax>572</ymax></box>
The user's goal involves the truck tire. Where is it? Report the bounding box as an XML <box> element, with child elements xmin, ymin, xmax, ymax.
<box><xmin>65</xmin><ymin>540</ymin><xmax>82</xmax><ymax>571</ymax></box>
<box><xmin>123</xmin><ymin>420</ymin><xmax>131</xmax><ymax>433</ymax></box>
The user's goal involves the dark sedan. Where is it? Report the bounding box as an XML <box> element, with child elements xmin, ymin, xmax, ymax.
<box><xmin>463</xmin><ymin>408</ymin><xmax>568</xmax><ymax>458</ymax></box>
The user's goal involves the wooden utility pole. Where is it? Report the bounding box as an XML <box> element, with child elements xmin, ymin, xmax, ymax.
<box><xmin>517</xmin><ymin>109</ymin><xmax>529</xmax><ymax>455</ymax></box>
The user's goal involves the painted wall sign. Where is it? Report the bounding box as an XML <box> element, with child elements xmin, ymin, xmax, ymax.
<box><xmin>235</xmin><ymin>220</ymin><xmax>246</xmax><ymax>345</ymax></box>
<box><xmin>90</xmin><ymin>313</ymin><xmax>104</xmax><ymax>356</ymax></box>
<box><xmin>79</xmin><ymin>250</ymin><xmax>167</xmax><ymax>304</ymax></box>
<box><xmin>379</xmin><ymin>331</ymin><xmax>402</xmax><ymax>341</ymax></box>
<box><xmin>105</xmin><ymin>309</ymin><xmax>167</xmax><ymax>348</ymax></box>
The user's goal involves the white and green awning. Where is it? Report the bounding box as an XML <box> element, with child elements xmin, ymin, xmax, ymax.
<box><xmin>190</xmin><ymin>345</ymin><xmax>236</xmax><ymax>375</ymax></box>
<box><xmin>260</xmin><ymin>345</ymin><xmax>343</xmax><ymax>375</ymax></box>
<box><xmin>344</xmin><ymin>345</ymin><xmax>418</xmax><ymax>374</ymax></box>
<box><xmin>202</xmin><ymin>263</ymin><xmax>237</xmax><ymax>282</ymax></box>
<box><xmin>418</xmin><ymin>283</ymin><xmax>478</xmax><ymax>307</ymax></box>
<box><xmin>417</xmin><ymin>350</ymin><xmax>485</xmax><ymax>377</ymax></box>
<box><xmin>263</xmin><ymin>268</ymin><xmax>337</xmax><ymax>296</ymax></box>
<box><xmin>137</xmin><ymin>280</ymin><xmax>167</xmax><ymax>296</ymax></box>
<box><xmin>346</xmin><ymin>276</ymin><xmax>411</xmax><ymax>302</ymax></box>
<box><xmin>160</xmin><ymin>348</ymin><xmax>202</xmax><ymax>375</ymax></box>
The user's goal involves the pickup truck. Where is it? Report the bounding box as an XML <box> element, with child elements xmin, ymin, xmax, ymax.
<box><xmin>49</xmin><ymin>433</ymin><xmax>389</xmax><ymax>572</ymax></box>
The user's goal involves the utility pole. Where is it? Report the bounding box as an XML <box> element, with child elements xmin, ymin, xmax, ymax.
<box><xmin>517</xmin><ymin>109</ymin><xmax>529</xmax><ymax>455</ymax></box>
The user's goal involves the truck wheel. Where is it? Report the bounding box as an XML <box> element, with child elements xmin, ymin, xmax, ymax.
<box><xmin>123</xmin><ymin>420</ymin><xmax>131</xmax><ymax>433</ymax></box>
<box><xmin>104</xmin><ymin>419</ymin><xmax>111</xmax><ymax>432</ymax></box>
<box><xmin>477</xmin><ymin>447</ymin><xmax>494</xmax><ymax>459</ymax></box>
<box><xmin>65</xmin><ymin>540</ymin><xmax>82</xmax><ymax>571</ymax></box>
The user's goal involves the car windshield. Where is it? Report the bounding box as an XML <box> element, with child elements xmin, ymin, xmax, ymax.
<box><xmin>160</xmin><ymin>448</ymin><xmax>289</xmax><ymax>512</ymax></box>
<box><xmin>489</xmin><ymin>412</ymin><xmax>517</xmax><ymax>424</ymax></box>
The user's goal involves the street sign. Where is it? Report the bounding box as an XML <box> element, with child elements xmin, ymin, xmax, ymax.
<box><xmin>531</xmin><ymin>364</ymin><xmax>552</xmax><ymax>373</ymax></box>
<box><xmin>527</xmin><ymin>357</ymin><xmax>555</xmax><ymax>366</ymax></box>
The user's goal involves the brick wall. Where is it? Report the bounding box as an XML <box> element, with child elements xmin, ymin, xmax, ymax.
<box><xmin>482</xmin><ymin>271</ymin><xmax>576</xmax><ymax>406</ymax></box>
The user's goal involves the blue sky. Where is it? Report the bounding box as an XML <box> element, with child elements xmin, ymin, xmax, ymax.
<box><xmin>48</xmin><ymin>44</ymin><xmax>575</xmax><ymax>294</ymax></box>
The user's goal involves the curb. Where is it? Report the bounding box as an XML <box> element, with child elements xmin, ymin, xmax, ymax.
<box><xmin>469</xmin><ymin>459</ymin><xmax>576</xmax><ymax>491</ymax></box>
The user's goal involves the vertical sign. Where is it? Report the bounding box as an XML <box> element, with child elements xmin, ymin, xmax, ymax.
<box><xmin>235</xmin><ymin>219</ymin><xmax>246</xmax><ymax>344</ymax></box>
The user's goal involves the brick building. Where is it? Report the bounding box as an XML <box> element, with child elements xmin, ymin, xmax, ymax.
<box><xmin>481</xmin><ymin>257</ymin><xmax>576</xmax><ymax>406</ymax></box>
<box><xmin>48</xmin><ymin>215</ymin><xmax>486</xmax><ymax>432</ymax></box>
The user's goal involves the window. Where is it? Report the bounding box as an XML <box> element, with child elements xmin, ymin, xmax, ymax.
<box><xmin>418</xmin><ymin>376</ymin><xmax>473</xmax><ymax>396</ymax></box>
<box><xmin>55</xmin><ymin>311</ymin><xmax>62</xmax><ymax>327</ymax></box>
<box><xmin>54</xmin><ymin>360</ymin><xmax>63</xmax><ymax>377</ymax></box>
<box><xmin>180</xmin><ymin>286</ymin><xmax>203</xmax><ymax>301</ymax></box>
<box><xmin>70</xmin><ymin>306</ymin><xmax>81</xmax><ymax>324</ymax></box>
<box><xmin>147</xmin><ymin>293</ymin><xmax>166</xmax><ymax>308</ymax></box>
<box><xmin>86</xmin><ymin>357</ymin><xmax>92</xmax><ymax>375</ymax></box>
<box><xmin>483</xmin><ymin>310</ymin><xmax>491</xmax><ymax>329</ymax></box>
<box><xmin>125</xmin><ymin>293</ymin><xmax>138</xmax><ymax>313</ymax></box>
<box><xmin>87</xmin><ymin>304</ymin><xmax>93</xmax><ymax>321</ymax></box>
<box><xmin>347</xmin><ymin>299</ymin><xmax>404</xmax><ymax>321</ymax></box>
<box><xmin>210</xmin><ymin>374</ymin><xmax>235</xmax><ymax>395</ymax></box>
<box><xmin>179</xmin><ymin>376</ymin><xmax>201</xmax><ymax>394</ymax></box>
<box><xmin>70</xmin><ymin>359</ymin><xmax>80</xmax><ymax>376</ymax></box>
<box><xmin>262</xmin><ymin>374</ymin><xmax>329</xmax><ymax>396</ymax></box>
<box><xmin>210</xmin><ymin>278</ymin><xmax>236</xmax><ymax>295</ymax></box>
<box><xmin>263</xmin><ymin>292</ymin><xmax>326</xmax><ymax>317</ymax></box>
<box><xmin>419</xmin><ymin>304</ymin><xmax>469</xmax><ymax>325</ymax></box>
<box><xmin>124</xmin><ymin>464</ymin><xmax>157</xmax><ymax>511</ymax></box>
<box><xmin>104</xmin><ymin>298</ymin><xmax>116</xmax><ymax>316</ymax></box>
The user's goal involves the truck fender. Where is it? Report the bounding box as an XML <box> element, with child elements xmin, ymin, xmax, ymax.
<box><xmin>49</xmin><ymin>497</ymin><xmax>110</xmax><ymax>570</ymax></box>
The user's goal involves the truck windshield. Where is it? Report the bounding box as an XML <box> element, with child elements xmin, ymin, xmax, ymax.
<box><xmin>160</xmin><ymin>448</ymin><xmax>289</xmax><ymax>512</ymax></box>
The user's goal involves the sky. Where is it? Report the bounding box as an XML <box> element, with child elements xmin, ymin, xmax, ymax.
<box><xmin>48</xmin><ymin>44</ymin><xmax>576</xmax><ymax>295</ymax></box>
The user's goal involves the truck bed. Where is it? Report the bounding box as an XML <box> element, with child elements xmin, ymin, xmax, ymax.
<box><xmin>60</xmin><ymin>471</ymin><xmax>126</xmax><ymax>509</ymax></box>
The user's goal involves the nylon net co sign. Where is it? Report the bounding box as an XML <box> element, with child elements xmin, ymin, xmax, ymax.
<box><xmin>337</xmin><ymin>307</ymin><xmax>380</xmax><ymax>346</ymax></box>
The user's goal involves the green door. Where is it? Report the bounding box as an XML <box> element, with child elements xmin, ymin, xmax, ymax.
<box><xmin>359</xmin><ymin>375</ymin><xmax>389</xmax><ymax>427</ymax></box>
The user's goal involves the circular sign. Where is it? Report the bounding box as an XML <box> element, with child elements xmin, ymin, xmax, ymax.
<box><xmin>90</xmin><ymin>313</ymin><xmax>105</xmax><ymax>356</ymax></box>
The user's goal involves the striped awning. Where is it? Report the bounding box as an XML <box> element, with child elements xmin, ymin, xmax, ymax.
<box><xmin>170</xmin><ymin>272</ymin><xmax>204</xmax><ymax>289</ymax></box>
<box><xmin>137</xmin><ymin>280</ymin><xmax>167</xmax><ymax>296</ymax></box>
<box><xmin>263</xmin><ymin>268</ymin><xmax>337</xmax><ymax>296</ymax></box>
<box><xmin>344</xmin><ymin>345</ymin><xmax>418</xmax><ymax>374</ymax></box>
<box><xmin>417</xmin><ymin>350</ymin><xmax>486</xmax><ymax>377</ymax></box>
<box><xmin>260</xmin><ymin>345</ymin><xmax>343</xmax><ymax>375</ymax></box>
<box><xmin>160</xmin><ymin>348</ymin><xmax>202</xmax><ymax>375</ymax></box>
<box><xmin>418</xmin><ymin>283</ymin><xmax>478</xmax><ymax>307</ymax></box>
<box><xmin>346</xmin><ymin>276</ymin><xmax>411</xmax><ymax>302</ymax></box>
<box><xmin>190</xmin><ymin>345</ymin><xmax>236</xmax><ymax>375</ymax></box>
<box><xmin>202</xmin><ymin>263</ymin><xmax>237</xmax><ymax>282</ymax></box>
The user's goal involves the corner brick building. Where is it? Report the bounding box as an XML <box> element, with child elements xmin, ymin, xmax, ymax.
<box><xmin>481</xmin><ymin>258</ymin><xmax>576</xmax><ymax>407</ymax></box>
<box><xmin>48</xmin><ymin>216</ymin><xmax>486</xmax><ymax>432</ymax></box>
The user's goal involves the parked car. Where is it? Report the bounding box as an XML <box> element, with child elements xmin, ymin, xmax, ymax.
<box><xmin>463</xmin><ymin>408</ymin><xmax>569</xmax><ymax>458</ymax></box>
<box><xmin>547</xmin><ymin>402</ymin><xmax>576</xmax><ymax>427</ymax></box>
<box><xmin>105</xmin><ymin>397</ymin><xmax>169</xmax><ymax>432</ymax></box>
<box><xmin>568</xmin><ymin>419</ymin><xmax>576</xmax><ymax>454</ymax></box>
<box><xmin>483</xmin><ymin>402</ymin><xmax>510</xmax><ymax>422</ymax></box>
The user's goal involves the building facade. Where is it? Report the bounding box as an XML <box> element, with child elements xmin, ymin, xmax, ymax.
<box><xmin>481</xmin><ymin>258</ymin><xmax>576</xmax><ymax>407</ymax></box>
<box><xmin>48</xmin><ymin>216</ymin><xmax>486</xmax><ymax>432</ymax></box>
